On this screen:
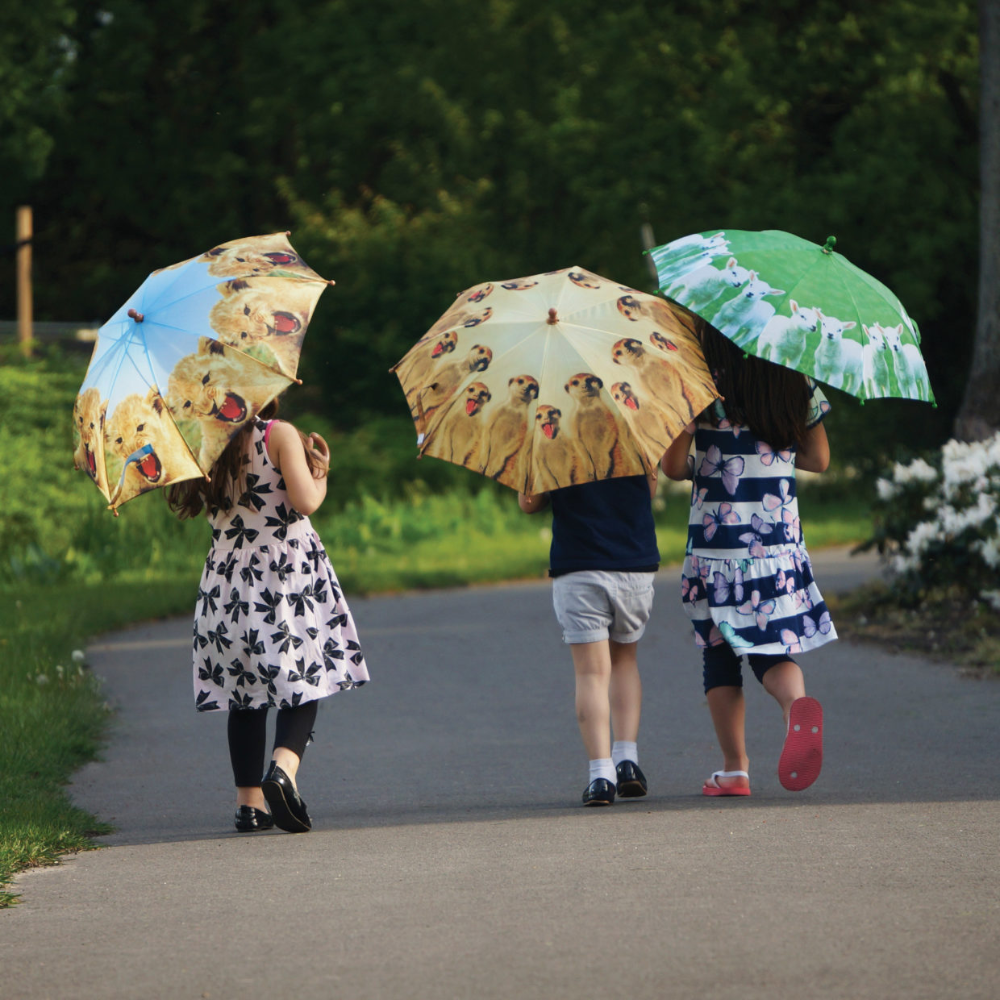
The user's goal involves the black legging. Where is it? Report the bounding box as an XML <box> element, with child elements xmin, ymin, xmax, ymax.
<box><xmin>227</xmin><ymin>701</ymin><xmax>319</xmax><ymax>787</ymax></box>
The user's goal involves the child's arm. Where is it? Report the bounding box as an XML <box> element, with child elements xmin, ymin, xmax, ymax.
<box><xmin>660</xmin><ymin>423</ymin><xmax>696</xmax><ymax>481</ymax></box>
<box><xmin>518</xmin><ymin>492</ymin><xmax>550</xmax><ymax>514</ymax></box>
<box><xmin>267</xmin><ymin>421</ymin><xmax>329</xmax><ymax>515</ymax></box>
<box><xmin>796</xmin><ymin>422</ymin><xmax>830</xmax><ymax>473</ymax></box>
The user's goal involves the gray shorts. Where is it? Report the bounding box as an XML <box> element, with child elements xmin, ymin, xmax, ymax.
<box><xmin>552</xmin><ymin>570</ymin><xmax>656</xmax><ymax>645</ymax></box>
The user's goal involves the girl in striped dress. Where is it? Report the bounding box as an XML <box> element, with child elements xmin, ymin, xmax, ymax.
<box><xmin>661</xmin><ymin>323</ymin><xmax>835</xmax><ymax>796</ymax></box>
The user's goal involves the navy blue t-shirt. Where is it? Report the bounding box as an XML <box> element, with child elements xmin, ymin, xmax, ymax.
<box><xmin>548</xmin><ymin>475</ymin><xmax>660</xmax><ymax>577</ymax></box>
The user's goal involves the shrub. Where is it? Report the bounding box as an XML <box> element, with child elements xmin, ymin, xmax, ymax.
<box><xmin>866</xmin><ymin>433</ymin><xmax>1000</xmax><ymax>607</ymax></box>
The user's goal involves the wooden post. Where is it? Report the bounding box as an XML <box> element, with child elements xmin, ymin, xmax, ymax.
<box><xmin>16</xmin><ymin>206</ymin><xmax>32</xmax><ymax>358</ymax></box>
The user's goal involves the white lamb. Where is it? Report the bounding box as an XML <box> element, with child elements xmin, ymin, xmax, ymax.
<box><xmin>755</xmin><ymin>300</ymin><xmax>821</xmax><ymax>369</ymax></box>
<box><xmin>813</xmin><ymin>312</ymin><xmax>862</xmax><ymax>393</ymax></box>
<box><xmin>667</xmin><ymin>256</ymin><xmax>750</xmax><ymax>314</ymax></box>
<box><xmin>653</xmin><ymin>232</ymin><xmax>730</xmax><ymax>285</ymax></box>
<box><xmin>860</xmin><ymin>323</ymin><xmax>892</xmax><ymax>398</ymax></box>
<box><xmin>712</xmin><ymin>271</ymin><xmax>785</xmax><ymax>341</ymax></box>
<box><xmin>882</xmin><ymin>323</ymin><xmax>930</xmax><ymax>400</ymax></box>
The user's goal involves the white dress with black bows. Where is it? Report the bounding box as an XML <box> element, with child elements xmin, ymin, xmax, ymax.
<box><xmin>191</xmin><ymin>420</ymin><xmax>368</xmax><ymax>712</ymax></box>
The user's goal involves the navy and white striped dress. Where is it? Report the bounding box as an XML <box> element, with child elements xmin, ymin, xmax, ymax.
<box><xmin>680</xmin><ymin>382</ymin><xmax>837</xmax><ymax>657</ymax></box>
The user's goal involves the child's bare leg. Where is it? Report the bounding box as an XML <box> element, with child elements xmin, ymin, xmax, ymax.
<box><xmin>570</xmin><ymin>640</ymin><xmax>613</xmax><ymax>760</ymax></box>
<box><xmin>609</xmin><ymin>639</ymin><xmax>641</xmax><ymax>743</ymax></box>
<box><xmin>760</xmin><ymin>659</ymin><xmax>807</xmax><ymax>723</ymax></box>
<box><xmin>706</xmin><ymin>685</ymin><xmax>750</xmax><ymax>787</ymax></box>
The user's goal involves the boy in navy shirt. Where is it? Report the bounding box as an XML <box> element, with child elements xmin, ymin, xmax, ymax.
<box><xmin>519</xmin><ymin>473</ymin><xmax>659</xmax><ymax>805</ymax></box>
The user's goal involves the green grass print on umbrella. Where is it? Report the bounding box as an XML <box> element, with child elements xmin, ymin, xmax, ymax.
<box><xmin>651</xmin><ymin>229</ymin><xmax>934</xmax><ymax>404</ymax></box>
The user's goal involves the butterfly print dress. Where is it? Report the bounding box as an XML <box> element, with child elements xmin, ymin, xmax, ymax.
<box><xmin>681</xmin><ymin>381</ymin><xmax>837</xmax><ymax>657</ymax></box>
<box><xmin>192</xmin><ymin>420</ymin><xmax>369</xmax><ymax>712</ymax></box>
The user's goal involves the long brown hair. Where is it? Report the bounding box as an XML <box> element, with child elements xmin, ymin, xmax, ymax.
<box><xmin>166</xmin><ymin>398</ymin><xmax>323</xmax><ymax>519</ymax></box>
<box><xmin>698</xmin><ymin>322</ymin><xmax>811</xmax><ymax>450</ymax></box>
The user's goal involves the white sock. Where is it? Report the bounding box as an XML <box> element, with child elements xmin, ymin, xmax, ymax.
<box><xmin>612</xmin><ymin>741</ymin><xmax>638</xmax><ymax>768</ymax></box>
<box><xmin>589</xmin><ymin>758</ymin><xmax>616</xmax><ymax>784</ymax></box>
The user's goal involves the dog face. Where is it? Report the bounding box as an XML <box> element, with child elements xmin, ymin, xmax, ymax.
<box><xmin>500</xmin><ymin>279</ymin><xmax>538</xmax><ymax>291</ymax></box>
<box><xmin>73</xmin><ymin>387</ymin><xmax>109</xmax><ymax>489</ymax></box>
<box><xmin>466</xmin><ymin>283</ymin><xmax>493</xmax><ymax>303</ymax></box>
<box><xmin>201</xmin><ymin>240</ymin><xmax>306</xmax><ymax>278</ymax></box>
<box><xmin>508</xmin><ymin>374</ymin><xmax>540</xmax><ymax>403</ymax></box>
<box><xmin>616</xmin><ymin>295</ymin><xmax>643</xmax><ymax>322</ymax></box>
<box><xmin>568</xmin><ymin>271</ymin><xmax>602</xmax><ymax>289</ymax></box>
<box><xmin>167</xmin><ymin>341</ymin><xmax>249</xmax><ymax>424</ymax></box>
<box><xmin>461</xmin><ymin>381</ymin><xmax>492</xmax><ymax>415</ymax></box>
<box><xmin>105</xmin><ymin>386</ymin><xmax>193</xmax><ymax>494</ymax></box>
<box><xmin>611</xmin><ymin>382</ymin><xmax>639</xmax><ymax>411</ymax></box>
<box><xmin>468</xmin><ymin>344</ymin><xmax>493</xmax><ymax>373</ymax></box>
<box><xmin>565</xmin><ymin>372</ymin><xmax>604</xmax><ymax>398</ymax></box>
<box><xmin>208</xmin><ymin>279</ymin><xmax>318</xmax><ymax>376</ymax></box>
<box><xmin>535</xmin><ymin>404</ymin><xmax>562</xmax><ymax>439</ymax></box>
<box><xmin>650</xmin><ymin>332</ymin><xmax>678</xmax><ymax>353</ymax></box>
<box><xmin>431</xmin><ymin>330</ymin><xmax>459</xmax><ymax>358</ymax></box>
<box><xmin>611</xmin><ymin>338</ymin><xmax>644</xmax><ymax>366</ymax></box>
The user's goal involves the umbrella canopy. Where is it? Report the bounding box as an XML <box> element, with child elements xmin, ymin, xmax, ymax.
<box><xmin>73</xmin><ymin>232</ymin><xmax>332</xmax><ymax>512</ymax></box>
<box><xmin>391</xmin><ymin>266</ymin><xmax>720</xmax><ymax>494</ymax></box>
<box><xmin>651</xmin><ymin>229</ymin><xmax>934</xmax><ymax>403</ymax></box>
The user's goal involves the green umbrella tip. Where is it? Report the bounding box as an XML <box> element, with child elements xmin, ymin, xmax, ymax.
<box><xmin>821</xmin><ymin>235</ymin><xmax>837</xmax><ymax>255</ymax></box>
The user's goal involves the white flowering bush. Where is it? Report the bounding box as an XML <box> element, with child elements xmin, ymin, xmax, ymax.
<box><xmin>868</xmin><ymin>433</ymin><xmax>1000</xmax><ymax>605</ymax></box>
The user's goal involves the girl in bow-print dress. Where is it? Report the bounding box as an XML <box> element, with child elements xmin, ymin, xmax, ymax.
<box><xmin>168</xmin><ymin>398</ymin><xmax>368</xmax><ymax>834</ymax></box>
<box><xmin>661</xmin><ymin>323</ymin><xmax>835</xmax><ymax>799</ymax></box>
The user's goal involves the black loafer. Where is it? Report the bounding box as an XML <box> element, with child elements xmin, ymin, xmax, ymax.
<box><xmin>234</xmin><ymin>805</ymin><xmax>274</xmax><ymax>832</ymax></box>
<box><xmin>582</xmin><ymin>778</ymin><xmax>616</xmax><ymax>806</ymax></box>
<box><xmin>615</xmin><ymin>760</ymin><xmax>648</xmax><ymax>798</ymax></box>
<box><xmin>261</xmin><ymin>762</ymin><xmax>312</xmax><ymax>832</ymax></box>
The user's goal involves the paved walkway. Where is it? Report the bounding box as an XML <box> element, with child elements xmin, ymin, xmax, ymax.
<box><xmin>3</xmin><ymin>548</ymin><xmax>999</xmax><ymax>999</ymax></box>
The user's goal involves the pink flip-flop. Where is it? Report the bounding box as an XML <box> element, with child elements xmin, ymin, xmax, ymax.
<box><xmin>778</xmin><ymin>696</ymin><xmax>823</xmax><ymax>791</ymax></box>
<box><xmin>702</xmin><ymin>770</ymin><xmax>751</xmax><ymax>797</ymax></box>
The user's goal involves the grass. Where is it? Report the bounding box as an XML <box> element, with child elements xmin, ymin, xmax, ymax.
<box><xmin>0</xmin><ymin>578</ymin><xmax>198</xmax><ymax>906</ymax></box>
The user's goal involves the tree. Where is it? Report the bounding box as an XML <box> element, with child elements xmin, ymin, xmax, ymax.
<box><xmin>955</xmin><ymin>0</ymin><xmax>1000</xmax><ymax>441</ymax></box>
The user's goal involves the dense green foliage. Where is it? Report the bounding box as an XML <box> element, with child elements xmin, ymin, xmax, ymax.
<box><xmin>1</xmin><ymin>0</ymin><xmax>977</xmax><ymax>457</ymax></box>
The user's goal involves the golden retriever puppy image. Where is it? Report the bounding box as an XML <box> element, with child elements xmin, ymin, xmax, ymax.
<box><xmin>208</xmin><ymin>277</ymin><xmax>322</xmax><ymax>378</ymax></box>
<box><xmin>650</xmin><ymin>330</ymin><xmax>680</xmax><ymax>354</ymax></box>
<box><xmin>616</xmin><ymin>294</ymin><xmax>699</xmax><ymax>342</ymax></box>
<box><xmin>394</xmin><ymin>328</ymin><xmax>461</xmax><ymax>417</ymax></box>
<box><xmin>567</xmin><ymin>270</ymin><xmax>604</xmax><ymax>290</ymax></box>
<box><xmin>435</xmin><ymin>381</ymin><xmax>492</xmax><ymax>468</ymax></box>
<box><xmin>564</xmin><ymin>373</ymin><xmax>626</xmax><ymax>480</ymax></box>
<box><xmin>73</xmin><ymin>387</ymin><xmax>110</xmax><ymax>499</ymax></box>
<box><xmin>480</xmin><ymin>375</ymin><xmax>540</xmax><ymax>486</ymax></box>
<box><xmin>466</xmin><ymin>283</ymin><xmax>494</xmax><ymax>304</ymax></box>
<box><xmin>165</xmin><ymin>339</ymin><xmax>291</xmax><ymax>467</ymax></box>
<box><xmin>533</xmin><ymin>403</ymin><xmax>584</xmax><ymax>490</ymax></box>
<box><xmin>418</xmin><ymin>344</ymin><xmax>494</xmax><ymax>428</ymax></box>
<box><xmin>200</xmin><ymin>234</ymin><xmax>321</xmax><ymax>280</ymax></box>
<box><xmin>611</xmin><ymin>337</ymin><xmax>699</xmax><ymax>427</ymax></box>
<box><xmin>106</xmin><ymin>386</ymin><xmax>202</xmax><ymax>504</ymax></box>
<box><xmin>611</xmin><ymin>380</ymin><xmax>671</xmax><ymax>456</ymax></box>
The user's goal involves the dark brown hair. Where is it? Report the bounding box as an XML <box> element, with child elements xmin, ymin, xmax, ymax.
<box><xmin>166</xmin><ymin>398</ymin><xmax>323</xmax><ymax>519</ymax></box>
<box><xmin>698</xmin><ymin>322</ymin><xmax>811</xmax><ymax>450</ymax></box>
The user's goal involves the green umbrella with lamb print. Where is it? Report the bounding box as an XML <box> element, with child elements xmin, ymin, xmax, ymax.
<box><xmin>650</xmin><ymin>228</ymin><xmax>934</xmax><ymax>403</ymax></box>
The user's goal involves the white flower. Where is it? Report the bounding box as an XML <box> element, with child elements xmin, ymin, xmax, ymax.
<box><xmin>36</xmin><ymin>674</ymin><xmax>49</xmax><ymax>685</ymax></box>
<box><xmin>893</xmin><ymin>457</ymin><xmax>938</xmax><ymax>486</ymax></box>
<box><xmin>981</xmin><ymin>589</ymin><xmax>1000</xmax><ymax>613</ymax></box>
<box><xmin>876</xmin><ymin>478</ymin><xmax>898</xmax><ymax>501</ymax></box>
<box><xmin>71</xmin><ymin>650</ymin><xmax>86</xmax><ymax>664</ymax></box>
<box><xmin>975</xmin><ymin>536</ymin><xmax>1000</xmax><ymax>569</ymax></box>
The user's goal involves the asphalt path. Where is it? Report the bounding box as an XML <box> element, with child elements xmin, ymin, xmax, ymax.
<box><xmin>3</xmin><ymin>547</ymin><xmax>999</xmax><ymax>1000</ymax></box>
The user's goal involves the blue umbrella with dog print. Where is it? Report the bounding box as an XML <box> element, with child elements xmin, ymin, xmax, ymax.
<box><xmin>650</xmin><ymin>229</ymin><xmax>934</xmax><ymax>403</ymax></box>
<box><xmin>73</xmin><ymin>232</ymin><xmax>333</xmax><ymax>512</ymax></box>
